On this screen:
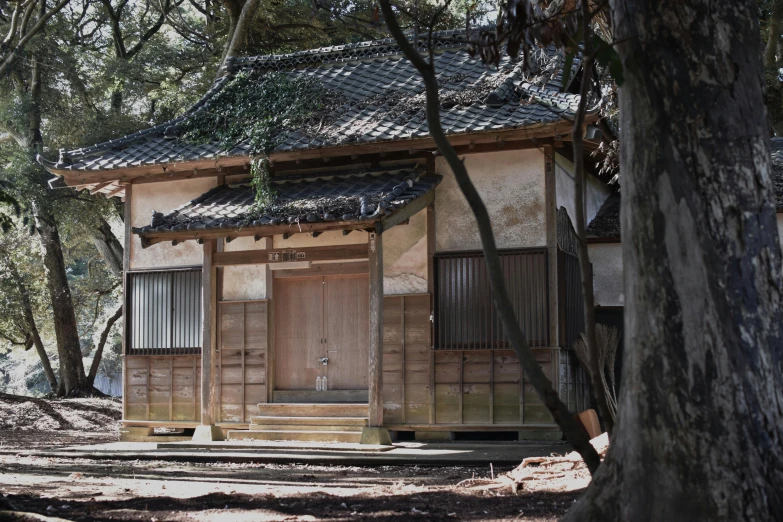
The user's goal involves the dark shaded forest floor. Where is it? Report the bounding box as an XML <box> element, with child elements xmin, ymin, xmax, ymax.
<box><xmin>0</xmin><ymin>394</ymin><xmax>585</xmax><ymax>521</ymax></box>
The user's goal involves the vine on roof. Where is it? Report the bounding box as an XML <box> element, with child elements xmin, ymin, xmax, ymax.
<box><xmin>179</xmin><ymin>71</ymin><xmax>331</xmax><ymax>208</ymax></box>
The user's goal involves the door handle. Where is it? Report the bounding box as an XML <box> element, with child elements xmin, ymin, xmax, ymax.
<box><xmin>318</xmin><ymin>357</ymin><xmax>329</xmax><ymax>366</ymax></box>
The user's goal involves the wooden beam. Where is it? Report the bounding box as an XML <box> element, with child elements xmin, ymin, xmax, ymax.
<box><xmin>368</xmin><ymin>231</ymin><xmax>384</xmax><ymax>427</ymax></box>
<box><xmin>213</xmin><ymin>243</ymin><xmax>368</xmax><ymax>266</ymax></box>
<box><xmin>376</xmin><ymin>191</ymin><xmax>435</xmax><ymax>234</ymax></box>
<box><xmin>201</xmin><ymin>239</ymin><xmax>217</xmax><ymax>426</ymax></box>
<box><xmin>273</xmin><ymin>261</ymin><xmax>368</xmax><ymax>278</ymax></box>
<box><xmin>141</xmin><ymin>221</ymin><xmax>371</xmax><ymax>247</ymax></box>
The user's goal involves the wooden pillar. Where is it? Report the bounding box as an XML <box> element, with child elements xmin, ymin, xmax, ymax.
<box><xmin>368</xmin><ymin>231</ymin><xmax>384</xmax><ymax>427</ymax></box>
<box><xmin>543</xmin><ymin>146</ymin><xmax>563</xmax><ymax>400</ymax></box>
<box><xmin>121</xmin><ymin>184</ymin><xmax>132</xmax><ymax>422</ymax></box>
<box><xmin>194</xmin><ymin>239</ymin><xmax>223</xmax><ymax>440</ymax></box>
<box><xmin>363</xmin><ymin>230</ymin><xmax>391</xmax><ymax>445</ymax></box>
<box><xmin>201</xmin><ymin>239</ymin><xmax>216</xmax><ymax>425</ymax></box>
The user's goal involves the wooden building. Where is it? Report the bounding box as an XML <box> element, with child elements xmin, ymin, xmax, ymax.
<box><xmin>40</xmin><ymin>30</ymin><xmax>615</xmax><ymax>443</ymax></box>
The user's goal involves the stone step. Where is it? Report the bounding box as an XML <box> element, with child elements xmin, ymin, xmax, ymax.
<box><xmin>249</xmin><ymin>416</ymin><xmax>368</xmax><ymax>426</ymax></box>
<box><xmin>227</xmin><ymin>429</ymin><xmax>363</xmax><ymax>443</ymax></box>
<box><xmin>249</xmin><ymin>424</ymin><xmax>364</xmax><ymax>432</ymax></box>
<box><xmin>256</xmin><ymin>403</ymin><xmax>369</xmax><ymax>418</ymax></box>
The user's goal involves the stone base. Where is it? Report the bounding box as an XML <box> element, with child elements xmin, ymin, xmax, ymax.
<box><xmin>360</xmin><ymin>427</ymin><xmax>392</xmax><ymax>446</ymax></box>
<box><xmin>414</xmin><ymin>431</ymin><xmax>454</xmax><ymax>442</ymax></box>
<box><xmin>518</xmin><ymin>429</ymin><xmax>563</xmax><ymax>441</ymax></box>
<box><xmin>192</xmin><ymin>425</ymin><xmax>225</xmax><ymax>442</ymax></box>
<box><xmin>119</xmin><ymin>427</ymin><xmax>153</xmax><ymax>442</ymax></box>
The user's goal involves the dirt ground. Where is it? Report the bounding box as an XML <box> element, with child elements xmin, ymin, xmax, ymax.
<box><xmin>0</xmin><ymin>394</ymin><xmax>587</xmax><ymax>521</ymax></box>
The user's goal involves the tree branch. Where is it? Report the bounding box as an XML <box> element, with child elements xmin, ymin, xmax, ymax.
<box><xmin>572</xmin><ymin>0</ymin><xmax>616</xmax><ymax>433</ymax></box>
<box><xmin>379</xmin><ymin>0</ymin><xmax>601</xmax><ymax>474</ymax></box>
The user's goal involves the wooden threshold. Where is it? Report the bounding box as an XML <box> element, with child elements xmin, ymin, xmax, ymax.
<box><xmin>384</xmin><ymin>424</ymin><xmax>560</xmax><ymax>431</ymax></box>
<box><xmin>272</xmin><ymin>390</ymin><xmax>369</xmax><ymax>403</ymax></box>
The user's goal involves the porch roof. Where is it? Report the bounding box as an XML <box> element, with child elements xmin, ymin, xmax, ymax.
<box><xmin>132</xmin><ymin>166</ymin><xmax>441</xmax><ymax>245</ymax></box>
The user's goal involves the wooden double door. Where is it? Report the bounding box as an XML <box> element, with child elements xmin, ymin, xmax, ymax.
<box><xmin>274</xmin><ymin>274</ymin><xmax>369</xmax><ymax>396</ymax></box>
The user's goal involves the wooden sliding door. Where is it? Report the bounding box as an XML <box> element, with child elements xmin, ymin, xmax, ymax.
<box><xmin>274</xmin><ymin>274</ymin><xmax>369</xmax><ymax>395</ymax></box>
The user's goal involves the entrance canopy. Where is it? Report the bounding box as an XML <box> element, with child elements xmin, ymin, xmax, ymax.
<box><xmin>133</xmin><ymin>166</ymin><xmax>441</xmax><ymax>247</ymax></box>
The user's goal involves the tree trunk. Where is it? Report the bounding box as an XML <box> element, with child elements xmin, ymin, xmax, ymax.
<box><xmin>8</xmin><ymin>261</ymin><xmax>58</xmax><ymax>393</ymax></box>
<box><xmin>36</xmin><ymin>211</ymin><xmax>87</xmax><ymax>396</ymax></box>
<box><xmin>87</xmin><ymin>305</ymin><xmax>123</xmax><ymax>389</ymax></box>
<box><xmin>218</xmin><ymin>0</ymin><xmax>260</xmax><ymax>73</ymax></box>
<box><xmin>565</xmin><ymin>0</ymin><xmax>783</xmax><ymax>519</ymax></box>
<box><xmin>90</xmin><ymin>216</ymin><xmax>124</xmax><ymax>277</ymax></box>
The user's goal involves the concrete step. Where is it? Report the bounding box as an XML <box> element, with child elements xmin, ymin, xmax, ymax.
<box><xmin>249</xmin><ymin>416</ymin><xmax>368</xmax><ymax>426</ymax></box>
<box><xmin>249</xmin><ymin>424</ymin><xmax>364</xmax><ymax>432</ymax></box>
<box><xmin>256</xmin><ymin>403</ymin><xmax>369</xmax><ymax>418</ymax></box>
<box><xmin>227</xmin><ymin>429</ymin><xmax>363</xmax><ymax>443</ymax></box>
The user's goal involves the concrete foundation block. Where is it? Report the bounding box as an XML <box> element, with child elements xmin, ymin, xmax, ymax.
<box><xmin>119</xmin><ymin>427</ymin><xmax>154</xmax><ymax>442</ymax></box>
<box><xmin>518</xmin><ymin>429</ymin><xmax>563</xmax><ymax>441</ymax></box>
<box><xmin>360</xmin><ymin>427</ymin><xmax>392</xmax><ymax>446</ymax></box>
<box><xmin>415</xmin><ymin>431</ymin><xmax>454</xmax><ymax>442</ymax></box>
<box><xmin>192</xmin><ymin>425</ymin><xmax>225</xmax><ymax>442</ymax></box>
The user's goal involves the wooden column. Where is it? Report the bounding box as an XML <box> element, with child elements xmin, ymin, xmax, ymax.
<box><xmin>368</xmin><ymin>231</ymin><xmax>384</xmax><ymax>427</ymax></box>
<box><xmin>544</xmin><ymin>145</ymin><xmax>562</xmax><ymax>400</ymax></box>
<box><xmin>121</xmin><ymin>184</ymin><xmax>132</xmax><ymax>422</ymax></box>
<box><xmin>201</xmin><ymin>239</ymin><xmax>217</xmax><ymax>426</ymax></box>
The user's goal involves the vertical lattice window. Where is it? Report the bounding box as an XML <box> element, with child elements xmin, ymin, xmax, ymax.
<box><xmin>127</xmin><ymin>269</ymin><xmax>202</xmax><ymax>355</ymax></box>
<box><xmin>434</xmin><ymin>250</ymin><xmax>549</xmax><ymax>350</ymax></box>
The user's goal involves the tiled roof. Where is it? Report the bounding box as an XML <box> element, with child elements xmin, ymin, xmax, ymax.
<box><xmin>40</xmin><ymin>29</ymin><xmax>582</xmax><ymax>174</ymax></box>
<box><xmin>586</xmin><ymin>191</ymin><xmax>621</xmax><ymax>241</ymax></box>
<box><xmin>133</xmin><ymin>167</ymin><xmax>440</xmax><ymax>236</ymax></box>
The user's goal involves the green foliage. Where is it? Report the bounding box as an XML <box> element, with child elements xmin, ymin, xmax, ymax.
<box><xmin>180</xmin><ymin>72</ymin><xmax>330</xmax><ymax>206</ymax></box>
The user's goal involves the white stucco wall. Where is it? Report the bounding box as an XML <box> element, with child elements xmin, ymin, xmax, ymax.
<box><xmin>222</xmin><ymin>238</ymin><xmax>268</xmax><ymax>301</ymax></box>
<box><xmin>588</xmin><ymin>242</ymin><xmax>624</xmax><ymax>307</ymax></box>
<box><xmin>435</xmin><ymin>149</ymin><xmax>546</xmax><ymax>251</ymax></box>
<box><xmin>555</xmin><ymin>154</ymin><xmax>610</xmax><ymax>226</ymax></box>
<box><xmin>384</xmin><ymin>208</ymin><xmax>428</xmax><ymax>294</ymax></box>
<box><xmin>129</xmin><ymin>177</ymin><xmax>218</xmax><ymax>269</ymax></box>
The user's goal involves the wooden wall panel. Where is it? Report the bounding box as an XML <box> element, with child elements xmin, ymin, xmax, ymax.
<box><xmin>379</xmin><ymin>295</ymin><xmax>559</xmax><ymax>429</ymax></box>
<box><xmin>123</xmin><ymin>355</ymin><xmax>200</xmax><ymax>422</ymax></box>
<box><xmin>217</xmin><ymin>300</ymin><xmax>269</xmax><ymax>423</ymax></box>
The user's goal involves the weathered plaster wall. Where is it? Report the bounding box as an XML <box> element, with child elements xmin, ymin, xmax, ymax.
<box><xmin>589</xmin><ymin>242</ymin><xmax>623</xmax><ymax>307</ymax></box>
<box><xmin>222</xmin><ymin>265</ymin><xmax>267</xmax><ymax>300</ymax></box>
<box><xmin>383</xmin><ymin>208</ymin><xmax>428</xmax><ymax>294</ymax></box>
<box><xmin>555</xmin><ymin>154</ymin><xmax>609</xmax><ymax>225</ymax></box>
<box><xmin>129</xmin><ymin>178</ymin><xmax>217</xmax><ymax>269</ymax></box>
<box><xmin>435</xmin><ymin>149</ymin><xmax>546</xmax><ymax>251</ymax></box>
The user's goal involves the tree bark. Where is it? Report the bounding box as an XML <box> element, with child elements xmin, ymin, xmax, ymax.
<box><xmin>36</xmin><ymin>211</ymin><xmax>87</xmax><ymax>396</ymax></box>
<box><xmin>565</xmin><ymin>0</ymin><xmax>783</xmax><ymax>519</ymax></box>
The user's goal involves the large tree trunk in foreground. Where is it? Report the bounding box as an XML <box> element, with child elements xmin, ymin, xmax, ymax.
<box><xmin>36</xmin><ymin>212</ymin><xmax>87</xmax><ymax>396</ymax></box>
<box><xmin>566</xmin><ymin>1</ymin><xmax>783</xmax><ymax>520</ymax></box>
